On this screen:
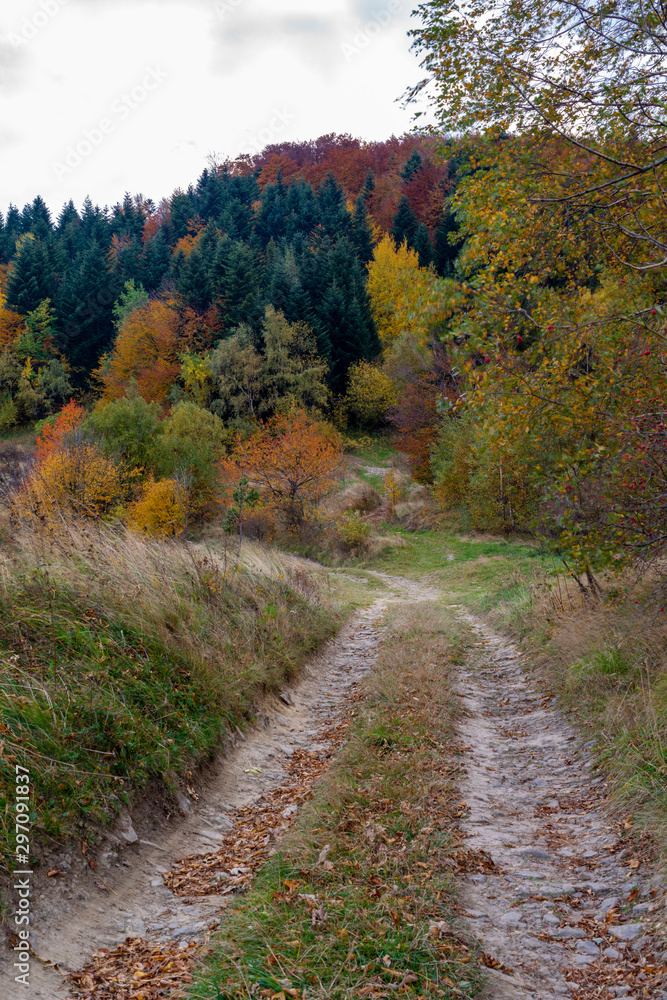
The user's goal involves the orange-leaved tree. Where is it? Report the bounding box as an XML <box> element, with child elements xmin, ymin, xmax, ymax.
<box><xmin>34</xmin><ymin>400</ymin><xmax>84</xmax><ymax>464</ymax></box>
<box><xmin>220</xmin><ymin>411</ymin><xmax>343</xmax><ymax>529</ymax></box>
<box><xmin>95</xmin><ymin>300</ymin><xmax>181</xmax><ymax>405</ymax></box>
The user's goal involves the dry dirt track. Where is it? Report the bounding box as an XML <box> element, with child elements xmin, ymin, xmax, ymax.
<box><xmin>3</xmin><ymin>574</ymin><xmax>666</xmax><ymax>1000</ymax></box>
<box><xmin>0</xmin><ymin>573</ymin><xmax>437</xmax><ymax>1000</ymax></box>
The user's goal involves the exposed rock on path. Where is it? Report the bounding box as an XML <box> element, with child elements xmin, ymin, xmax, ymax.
<box><xmin>454</xmin><ymin>611</ymin><xmax>667</xmax><ymax>999</ymax></box>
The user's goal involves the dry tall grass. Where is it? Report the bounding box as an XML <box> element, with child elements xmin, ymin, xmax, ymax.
<box><xmin>0</xmin><ymin>516</ymin><xmax>338</xmax><ymax>855</ymax></box>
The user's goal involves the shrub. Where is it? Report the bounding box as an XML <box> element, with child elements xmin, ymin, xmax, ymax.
<box><xmin>344</xmin><ymin>360</ymin><xmax>397</xmax><ymax>429</ymax></box>
<box><xmin>383</xmin><ymin>468</ymin><xmax>407</xmax><ymax>515</ymax></box>
<box><xmin>14</xmin><ymin>432</ymin><xmax>126</xmax><ymax>523</ymax></box>
<box><xmin>126</xmin><ymin>477</ymin><xmax>185</xmax><ymax>537</ymax></box>
<box><xmin>34</xmin><ymin>399</ymin><xmax>85</xmax><ymax>464</ymax></box>
<box><xmin>86</xmin><ymin>394</ymin><xmax>162</xmax><ymax>472</ymax></box>
<box><xmin>337</xmin><ymin>510</ymin><xmax>372</xmax><ymax>552</ymax></box>
<box><xmin>0</xmin><ymin>397</ymin><xmax>17</xmax><ymax>434</ymax></box>
<box><xmin>157</xmin><ymin>401</ymin><xmax>233</xmax><ymax>515</ymax></box>
<box><xmin>325</xmin><ymin>480</ymin><xmax>382</xmax><ymax>518</ymax></box>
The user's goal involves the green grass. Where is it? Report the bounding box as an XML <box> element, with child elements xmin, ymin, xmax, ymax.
<box><xmin>190</xmin><ymin>600</ymin><xmax>484</xmax><ymax>1000</ymax></box>
<box><xmin>347</xmin><ymin>431</ymin><xmax>398</xmax><ymax>467</ymax></box>
<box><xmin>0</xmin><ymin>524</ymin><xmax>338</xmax><ymax>869</ymax></box>
<box><xmin>362</xmin><ymin>527</ymin><xmax>550</xmax><ymax>607</ymax></box>
<box><xmin>0</xmin><ymin>428</ymin><xmax>36</xmax><ymax>447</ymax></box>
<box><xmin>358</xmin><ymin>520</ymin><xmax>667</xmax><ymax>857</ymax></box>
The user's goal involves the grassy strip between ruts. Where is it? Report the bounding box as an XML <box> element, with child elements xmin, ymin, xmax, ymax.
<box><xmin>364</xmin><ymin>526</ymin><xmax>667</xmax><ymax>862</ymax></box>
<box><xmin>189</xmin><ymin>599</ymin><xmax>484</xmax><ymax>1000</ymax></box>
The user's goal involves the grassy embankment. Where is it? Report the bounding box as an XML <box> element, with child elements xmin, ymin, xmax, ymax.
<box><xmin>0</xmin><ymin>520</ymin><xmax>338</xmax><ymax>875</ymax></box>
<box><xmin>364</xmin><ymin>526</ymin><xmax>667</xmax><ymax>854</ymax></box>
<box><xmin>190</xmin><ymin>599</ymin><xmax>484</xmax><ymax>1000</ymax></box>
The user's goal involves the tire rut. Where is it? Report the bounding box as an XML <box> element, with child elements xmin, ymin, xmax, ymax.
<box><xmin>454</xmin><ymin>610</ymin><xmax>667</xmax><ymax>999</ymax></box>
<box><xmin>2</xmin><ymin>575</ymin><xmax>437</xmax><ymax>1000</ymax></box>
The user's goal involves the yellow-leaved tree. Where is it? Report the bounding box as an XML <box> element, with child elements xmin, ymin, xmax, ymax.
<box><xmin>126</xmin><ymin>477</ymin><xmax>186</xmax><ymax>537</ymax></box>
<box><xmin>366</xmin><ymin>235</ymin><xmax>456</xmax><ymax>358</ymax></box>
<box><xmin>343</xmin><ymin>360</ymin><xmax>397</xmax><ymax>429</ymax></box>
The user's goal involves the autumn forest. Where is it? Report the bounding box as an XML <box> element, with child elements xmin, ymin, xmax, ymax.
<box><xmin>3</xmin><ymin>2</ymin><xmax>667</xmax><ymax>997</ymax></box>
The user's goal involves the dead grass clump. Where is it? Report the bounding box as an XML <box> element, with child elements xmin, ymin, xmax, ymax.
<box><xmin>365</xmin><ymin>533</ymin><xmax>409</xmax><ymax>558</ymax></box>
<box><xmin>394</xmin><ymin>499</ymin><xmax>443</xmax><ymax>531</ymax></box>
<box><xmin>323</xmin><ymin>480</ymin><xmax>383</xmax><ymax>518</ymax></box>
<box><xmin>0</xmin><ymin>441</ymin><xmax>31</xmax><ymax>510</ymax></box>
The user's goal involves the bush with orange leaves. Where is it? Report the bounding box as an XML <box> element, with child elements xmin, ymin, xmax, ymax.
<box><xmin>220</xmin><ymin>411</ymin><xmax>344</xmax><ymax>530</ymax></box>
<box><xmin>12</xmin><ymin>400</ymin><xmax>129</xmax><ymax>525</ymax></box>
<box><xmin>126</xmin><ymin>476</ymin><xmax>186</xmax><ymax>537</ymax></box>
<box><xmin>13</xmin><ymin>430</ymin><xmax>127</xmax><ymax>524</ymax></box>
<box><xmin>34</xmin><ymin>399</ymin><xmax>84</xmax><ymax>463</ymax></box>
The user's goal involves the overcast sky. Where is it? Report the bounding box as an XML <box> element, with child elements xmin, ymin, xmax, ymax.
<box><xmin>0</xmin><ymin>0</ymin><xmax>430</xmax><ymax>217</ymax></box>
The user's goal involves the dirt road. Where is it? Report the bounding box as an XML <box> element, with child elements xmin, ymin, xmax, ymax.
<box><xmin>2</xmin><ymin>574</ymin><xmax>436</xmax><ymax>1000</ymax></box>
<box><xmin>4</xmin><ymin>576</ymin><xmax>665</xmax><ymax>1000</ymax></box>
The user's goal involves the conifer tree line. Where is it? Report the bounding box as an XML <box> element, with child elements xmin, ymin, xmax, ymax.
<box><xmin>0</xmin><ymin>134</ymin><xmax>463</xmax><ymax>432</ymax></box>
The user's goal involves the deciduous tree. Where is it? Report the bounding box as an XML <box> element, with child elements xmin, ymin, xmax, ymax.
<box><xmin>220</xmin><ymin>411</ymin><xmax>343</xmax><ymax>528</ymax></box>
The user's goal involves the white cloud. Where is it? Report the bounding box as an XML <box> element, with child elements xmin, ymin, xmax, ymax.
<box><xmin>0</xmin><ymin>0</ymin><xmax>431</xmax><ymax>216</ymax></box>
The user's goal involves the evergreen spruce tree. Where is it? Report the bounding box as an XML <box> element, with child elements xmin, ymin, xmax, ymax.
<box><xmin>111</xmin><ymin>193</ymin><xmax>145</xmax><ymax>241</ymax></box>
<box><xmin>169</xmin><ymin>189</ymin><xmax>197</xmax><ymax>244</ymax></box>
<box><xmin>55</xmin><ymin>241</ymin><xmax>118</xmax><ymax>374</ymax></box>
<box><xmin>361</xmin><ymin>169</ymin><xmax>375</xmax><ymax>203</ymax></box>
<box><xmin>142</xmin><ymin>231</ymin><xmax>171</xmax><ymax>291</ymax></box>
<box><xmin>317</xmin><ymin>173</ymin><xmax>350</xmax><ymax>237</ymax></box>
<box><xmin>391</xmin><ymin>196</ymin><xmax>419</xmax><ymax>250</ymax></box>
<box><xmin>28</xmin><ymin>196</ymin><xmax>53</xmax><ymax>240</ymax></box>
<box><xmin>178</xmin><ymin>245</ymin><xmax>213</xmax><ymax>313</ymax></box>
<box><xmin>434</xmin><ymin>207</ymin><xmax>464</xmax><ymax>278</ymax></box>
<box><xmin>195</xmin><ymin>167</ymin><xmax>228</xmax><ymax>222</ymax></box>
<box><xmin>56</xmin><ymin>201</ymin><xmax>83</xmax><ymax>261</ymax></box>
<box><xmin>0</xmin><ymin>214</ymin><xmax>8</xmax><ymax>264</ymax></box>
<box><xmin>350</xmin><ymin>195</ymin><xmax>376</xmax><ymax>267</ymax></box>
<box><xmin>214</xmin><ymin>240</ymin><xmax>264</xmax><ymax>336</ymax></box>
<box><xmin>254</xmin><ymin>176</ymin><xmax>289</xmax><ymax>247</ymax></box>
<box><xmin>401</xmin><ymin>149</ymin><xmax>423</xmax><ymax>183</ymax></box>
<box><xmin>1</xmin><ymin>205</ymin><xmax>21</xmax><ymax>261</ymax></box>
<box><xmin>6</xmin><ymin>238</ymin><xmax>57</xmax><ymax>315</ymax></box>
<box><xmin>414</xmin><ymin>222</ymin><xmax>433</xmax><ymax>268</ymax></box>
<box><xmin>285</xmin><ymin>180</ymin><xmax>319</xmax><ymax>239</ymax></box>
<box><xmin>80</xmin><ymin>198</ymin><xmax>111</xmax><ymax>250</ymax></box>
